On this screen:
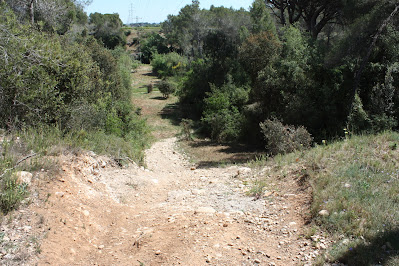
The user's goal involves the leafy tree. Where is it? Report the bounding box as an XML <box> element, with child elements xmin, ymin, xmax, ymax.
<box><xmin>250</xmin><ymin>0</ymin><xmax>276</xmax><ymax>34</ymax></box>
<box><xmin>89</xmin><ymin>12</ymin><xmax>125</xmax><ymax>49</ymax></box>
<box><xmin>5</xmin><ymin>0</ymin><xmax>87</xmax><ymax>33</ymax></box>
<box><xmin>140</xmin><ymin>33</ymin><xmax>169</xmax><ymax>63</ymax></box>
<box><xmin>157</xmin><ymin>79</ymin><xmax>176</xmax><ymax>99</ymax></box>
<box><xmin>266</xmin><ymin>0</ymin><xmax>346</xmax><ymax>39</ymax></box>
<box><xmin>239</xmin><ymin>31</ymin><xmax>281</xmax><ymax>101</ymax></box>
<box><xmin>151</xmin><ymin>52</ymin><xmax>188</xmax><ymax>78</ymax></box>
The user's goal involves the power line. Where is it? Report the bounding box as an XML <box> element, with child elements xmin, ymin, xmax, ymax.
<box><xmin>127</xmin><ymin>3</ymin><xmax>134</xmax><ymax>25</ymax></box>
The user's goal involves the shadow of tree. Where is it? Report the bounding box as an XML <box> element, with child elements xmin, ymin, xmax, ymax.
<box><xmin>336</xmin><ymin>229</ymin><xmax>399</xmax><ymax>265</ymax></box>
<box><xmin>142</xmin><ymin>71</ymin><xmax>158</xmax><ymax>77</ymax></box>
<box><xmin>159</xmin><ymin>103</ymin><xmax>182</xmax><ymax>126</ymax></box>
<box><xmin>151</xmin><ymin>96</ymin><xmax>167</xmax><ymax>100</ymax></box>
<box><xmin>187</xmin><ymin>140</ymin><xmax>264</xmax><ymax>169</ymax></box>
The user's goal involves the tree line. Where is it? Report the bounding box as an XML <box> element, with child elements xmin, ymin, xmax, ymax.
<box><xmin>143</xmin><ymin>0</ymin><xmax>399</xmax><ymax>152</ymax></box>
<box><xmin>0</xmin><ymin>0</ymin><xmax>147</xmax><ymax>157</ymax></box>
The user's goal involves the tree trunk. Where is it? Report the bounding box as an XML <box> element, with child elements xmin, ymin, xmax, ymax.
<box><xmin>279</xmin><ymin>5</ymin><xmax>286</xmax><ymax>25</ymax></box>
<box><xmin>29</xmin><ymin>0</ymin><xmax>35</xmax><ymax>25</ymax></box>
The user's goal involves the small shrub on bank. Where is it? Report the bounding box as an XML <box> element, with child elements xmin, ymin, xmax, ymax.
<box><xmin>260</xmin><ymin>118</ymin><xmax>313</xmax><ymax>155</ymax></box>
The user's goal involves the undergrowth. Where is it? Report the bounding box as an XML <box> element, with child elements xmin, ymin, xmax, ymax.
<box><xmin>254</xmin><ymin>131</ymin><xmax>399</xmax><ymax>265</ymax></box>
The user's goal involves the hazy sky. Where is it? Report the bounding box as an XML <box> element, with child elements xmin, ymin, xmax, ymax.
<box><xmin>85</xmin><ymin>0</ymin><xmax>255</xmax><ymax>24</ymax></box>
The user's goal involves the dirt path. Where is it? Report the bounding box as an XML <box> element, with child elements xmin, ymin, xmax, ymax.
<box><xmin>2</xmin><ymin>65</ymin><xmax>319</xmax><ymax>265</ymax></box>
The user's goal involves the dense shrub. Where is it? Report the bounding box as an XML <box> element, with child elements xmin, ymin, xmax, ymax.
<box><xmin>140</xmin><ymin>33</ymin><xmax>169</xmax><ymax>63</ymax></box>
<box><xmin>260</xmin><ymin>118</ymin><xmax>313</xmax><ymax>155</ymax></box>
<box><xmin>89</xmin><ymin>12</ymin><xmax>126</xmax><ymax>49</ymax></box>
<box><xmin>151</xmin><ymin>52</ymin><xmax>188</xmax><ymax>78</ymax></box>
<box><xmin>0</xmin><ymin>6</ymin><xmax>147</xmax><ymax>142</ymax></box>
<box><xmin>157</xmin><ymin>79</ymin><xmax>177</xmax><ymax>98</ymax></box>
<box><xmin>202</xmin><ymin>78</ymin><xmax>249</xmax><ymax>142</ymax></box>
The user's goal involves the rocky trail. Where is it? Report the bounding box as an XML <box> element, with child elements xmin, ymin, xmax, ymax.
<box><xmin>1</xmin><ymin>65</ymin><xmax>323</xmax><ymax>265</ymax></box>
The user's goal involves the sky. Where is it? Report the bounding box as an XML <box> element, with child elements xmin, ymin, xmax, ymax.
<box><xmin>84</xmin><ymin>0</ymin><xmax>255</xmax><ymax>24</ymax></box>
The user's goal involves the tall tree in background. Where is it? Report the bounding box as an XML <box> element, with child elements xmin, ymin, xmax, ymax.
<box><xmin>266</xmin><ymin>0</ymin><xmax>345</xmax><ymax>39</ymax></box>
<box><xmin>89</xmin><ymin>12</ymin><xmax>125</xmax><ymax>49</ymax></box>
<box><xmin>5</xmin><ymin>0</ymin><xmax>87</xmax><ymax>33</ymax></box>
<box><xmin>251</xmin><ymin>0</ymin><xmax>276</xmax><ymax>33</ymax></box>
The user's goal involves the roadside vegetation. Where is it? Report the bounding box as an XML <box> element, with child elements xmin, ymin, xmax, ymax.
<box><xmin>0</xmin><ymin>1</ymin><xmax>149</xmax><ymax>216</ymax></box>
<box><xmin>253</xmin><ymin>132</ymin><xmax>399</xmax><ymax>264</ymax></box>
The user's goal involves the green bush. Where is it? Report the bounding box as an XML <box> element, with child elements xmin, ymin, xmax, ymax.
<box><xmin>151</xmin><ymin>52</ymin><xmax>188</xmax><ymax>78</ymax></box>
<box><xmin>140</xmin><ymin>33</ymin><xmax>169</xmax><ymax>63</ymax></box>
<box><xmin>0</xmin><ymin>173</ymin><xmax>28</xmax><ymax>215</ymax></box>
<box><xmin>260</xmin><ymin>118</ymin><xmax>313</xmax><ymax>155</ymax></box>
<box><xmin>0</xmin><ymin>6</ymin><xmax>150</xmax><ymax>154</ymax></box>
<box><xmin>157</xmin><ymin>79</ymin><xmax>177</xmax><ymax>98</ymax></box>
<box><xmin>202</xmin><ymin>78</ymin><xmax>249</xmax><ymax>142</ymax></box>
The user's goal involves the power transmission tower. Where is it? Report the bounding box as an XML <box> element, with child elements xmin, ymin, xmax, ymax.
<box><xmin>127</xmin><ymin>3</ymin><xmax>134</xmax><ymax>25</ymax></box>
<box><xmin>135</xmin><ymin>16</ymin><xmax>143</xmax><ymax>24</ymax></box>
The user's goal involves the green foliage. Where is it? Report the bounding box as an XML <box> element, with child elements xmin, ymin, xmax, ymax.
<box><xmin>140</xmin><ymin>33</ymin><xmax>169</xmax><ymax>63</ymax></box>
<box><xmin>260</xmin><ymin>118</ymin><xmax>313</xmax><ymax>155</ymax></box>
<box><xmin>159</xmin><ymin>0</ymin><xmax>399</xmax><ymax>146</ymax></box>
<box><xmin>239</xmin><ymin>31</ymin><xmax>281</xmax><ymax>90</ymax></box>
<box><xmin>157</xmin><ymin>79</ymin><xmax>177</xmax><ymax>99</ymax></box>
<box><xmin>179</xmin><ymin>58</ymin><xmax>213</xmax><ymax>117</ymax></box>
<box><xmin>0</xmin><ymin>173</ymin><xmax>28</xmax><ymax>215</ymax></box>
<box><xmin>5</xmin><ymin>0</ymin><xmax>88</xmax><ymax>34</ymax></box>
<box><xmin>250</xmin><ymin>0</ymin><xmax>276</xmax><ymax>34</ymax></box>
<box><xmin>254</xmin><ymin>131</ymin><xmax>399</xmax><ymax>264</ymax></box>
<box><xmin>0</xmin><ymin>5</ymin><xmax>150</xmax><ymax>153</ymax></box>
<box><xmin>151</xmin><ymin>52</ymin><xmax>188</xmax><ymax>78</ymax></box>
<box><xmin>162</xmin><ymin>4</ymin><xmax>251</xmax><ymax>58</ymax></box>
<box><xmin>89</xmin><ymin>12</ymin><xmax>126</xmax><ymax>49</ymax></box>
<box><xmin>347</xmin><ymin>93</ymin><xmax>371</xmax><ymax>133</ymax></box>
<box><xmin>202</xmin><ymin>77</ymin><xmax>249</xmax><ymax>142</ymax></box>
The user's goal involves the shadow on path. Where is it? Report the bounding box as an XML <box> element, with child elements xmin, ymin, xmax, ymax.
<box><xmin>159</xmin><ymin>103</ymin><xmax>182</xmax><ymax>126</ymax></box>
<box><xmin>186</xmin><ymin>140</ymin><xmax>264</xmax><ymax>169</ymax></box>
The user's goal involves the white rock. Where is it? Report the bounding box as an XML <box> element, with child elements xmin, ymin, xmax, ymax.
<box><xmin>341</xmin><ymin>239</ymin><xmax>350</xmax><ymax>245</ymax></box>
<box><xmin>15</xmin><ymin>171</ymin><xmax>33</xmax><ymax>185</ymax></box>
<box><xmin>191</xmin><ymin>189</ymin><xmax>204</xmax><ymax>195</ymax></box>
<box><xmin>55</xmin><ymin>192</ymin><xmax>65</xmax><ymax>198</ymax></box>
<box><xmin>318</xmin><ymin>210</ymin><xmax>330</xmax><ymax>216</ymax></box>
<box><xmin>238</xmin><ymin>167</ymin><xmax>251</xmax><ymax>176</ymax></box>
<box><xmin>195</xmin><ymin>207</ymin><xmax>216</xmax><ymax>214</ymax></box>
